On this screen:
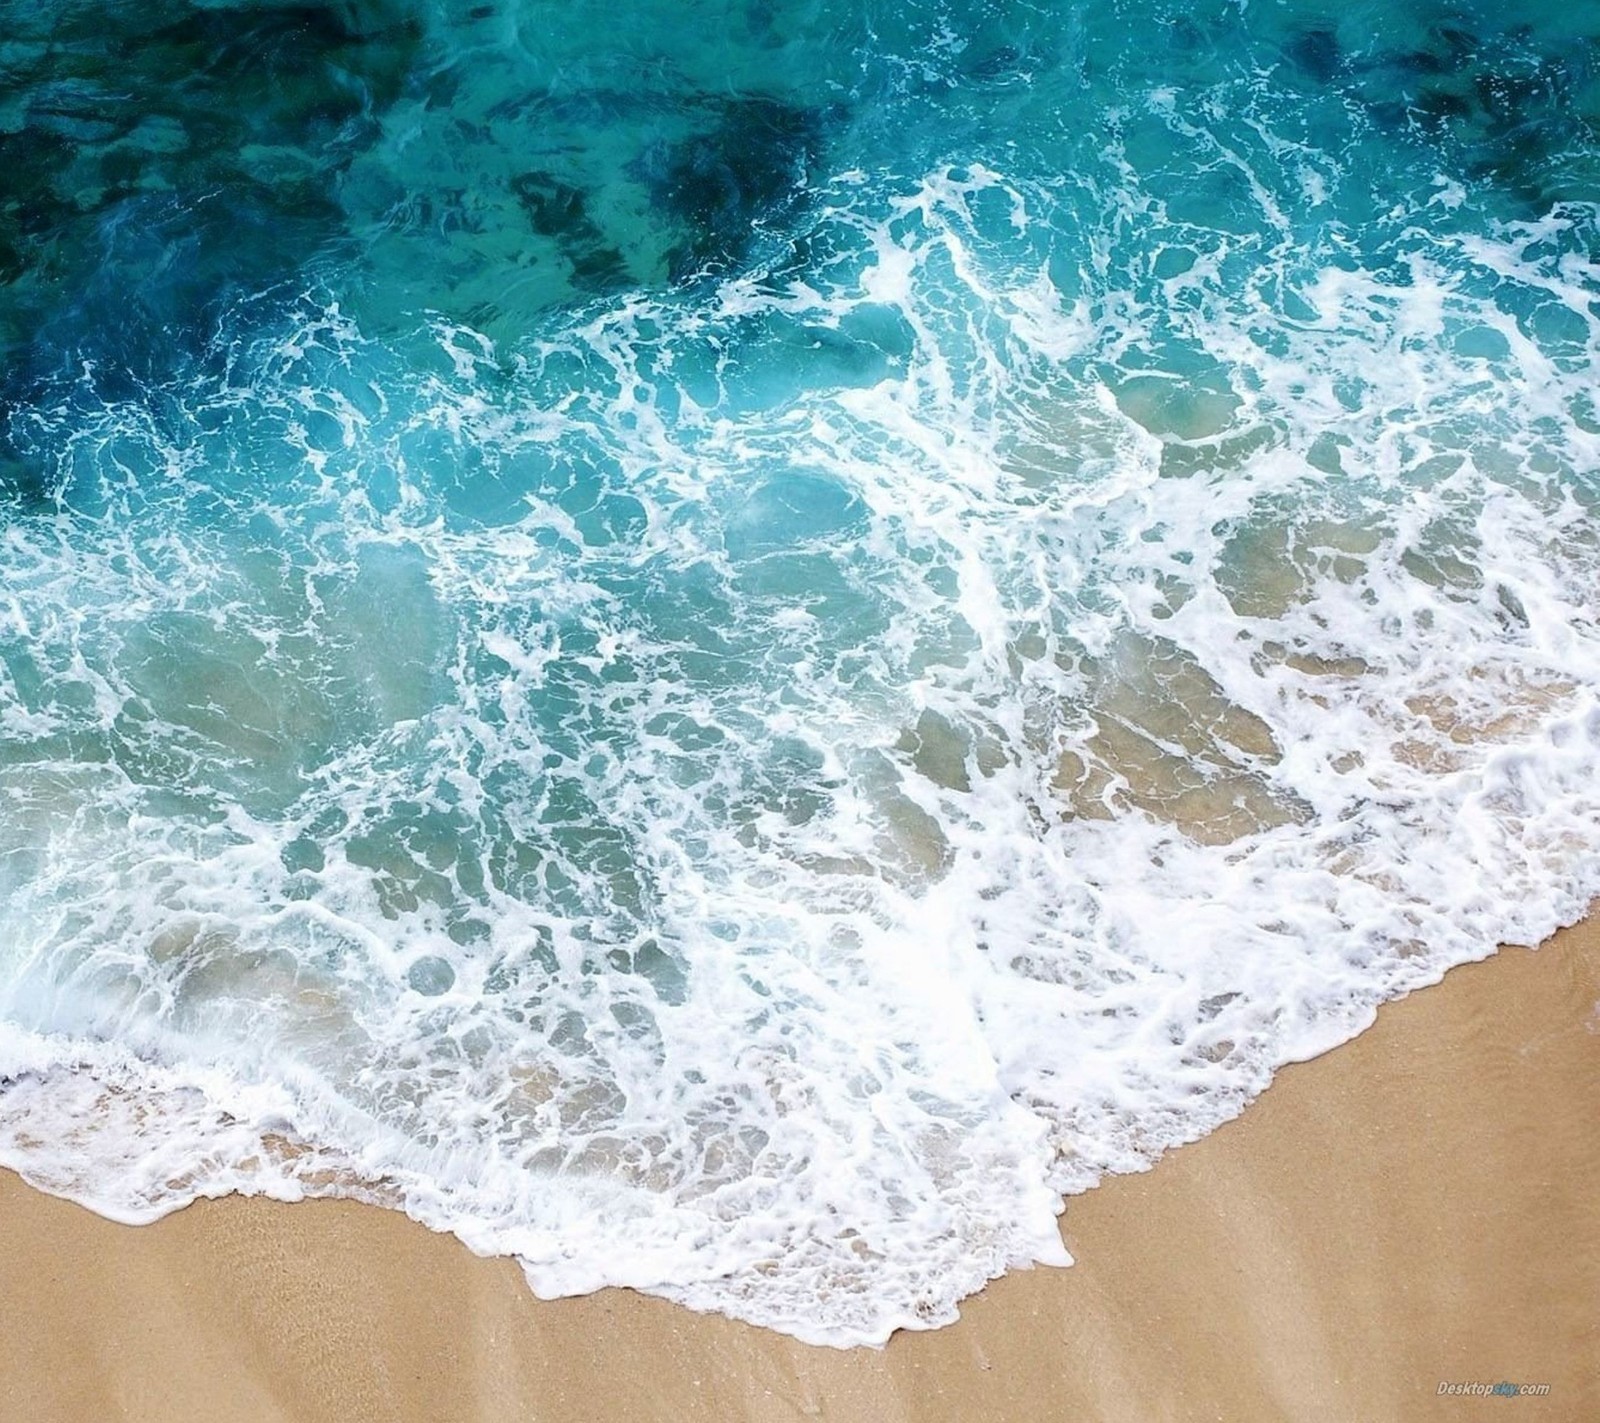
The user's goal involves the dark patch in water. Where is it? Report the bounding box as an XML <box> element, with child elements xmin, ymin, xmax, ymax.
<box><xmin>1414</xmin><ymin>88</ymin><xmax>1474</xmax><ymax>123</ymax></box>
<box><xmin>962</xmin><ymin>43</ymin><xmax>1028</xmax><ymax>86</ymax></box>
<box><xmin>1287</xmin><ymin>27</ymin><xmax>1342</xmax><ymax>84</ymax></box>
<box><xmin>510</xmin><ymin>172</ymin><xmax>629</xmax><ymax>291</ymax></box>
<box><xmin>1456</xmin><ymin>55</ymin><xmax>1589</xmax><ymax>211</ymax></box>
<box><xmin>647</xmin><ymin>97</ymin><xmax>831</xmax><ymax>282</ymax></box>
<box><xmin>0</xmin><ymin>0</ymin><xmax>421</xmax><ymax>409</ymax></box>
<box><xmin>1356</xmin><ymin>17</ymin><xmax>1600</xmax><ymax>217</ymax></box>
<box><xmin>1392</xmin><ymin>49</ymin><xmax>1450</xmax><ymax>78</ymax></box>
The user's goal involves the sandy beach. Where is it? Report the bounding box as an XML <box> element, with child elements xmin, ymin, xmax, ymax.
<box><xmin>2</xmin><ymin>914</ymin><xmax>1595</xmax><ymax>1422</ymax></box>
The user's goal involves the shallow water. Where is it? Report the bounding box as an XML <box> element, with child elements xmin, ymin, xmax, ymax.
<box><xmin>1</xmin><ymin>0</ymin><xmax>1598</xmax><ymax>1344</ymax></box>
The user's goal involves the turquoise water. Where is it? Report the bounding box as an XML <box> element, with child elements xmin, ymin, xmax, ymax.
<box><xmin>2</xmin><ymin>0</ymin><xmax>1599</xmax><ymax>1342</ymax></box>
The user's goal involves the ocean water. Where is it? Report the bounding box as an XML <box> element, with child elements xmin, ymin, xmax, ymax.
<box><xmin>1</xmin><ymin>0</ymin><xmax>1598</xmax><ymax>1344</ymax></box>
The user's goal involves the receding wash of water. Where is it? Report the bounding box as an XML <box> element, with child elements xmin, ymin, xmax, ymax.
<box><xmin>0</xmin><ymin>0</ymin><xmax>1597</xmax><ymax>1346</ymax></box>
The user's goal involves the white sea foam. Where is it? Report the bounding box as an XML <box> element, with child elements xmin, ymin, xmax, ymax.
<box><xmin>1</xmin><ymin>131</ymin><xmax>1599</xmax><ymax>1344</ymax></box>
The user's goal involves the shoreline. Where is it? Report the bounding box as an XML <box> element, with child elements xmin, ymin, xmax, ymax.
<box><xmin>3</xmin><ymin>916</ymin><xmax>1596</xmax><ymax>1421</ymax></box>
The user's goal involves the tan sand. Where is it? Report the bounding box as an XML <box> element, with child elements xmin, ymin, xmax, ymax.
<box><xmin>2</xmin><ymin>916</ymin><xmax>1597</xmax><ymax>1422</ymax></box>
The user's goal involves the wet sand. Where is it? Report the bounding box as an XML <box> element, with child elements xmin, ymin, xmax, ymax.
<box><xmin>2</xmin><ymin>916</ymin><xmax>1596</xmax><ymax>1422</ymax></box>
